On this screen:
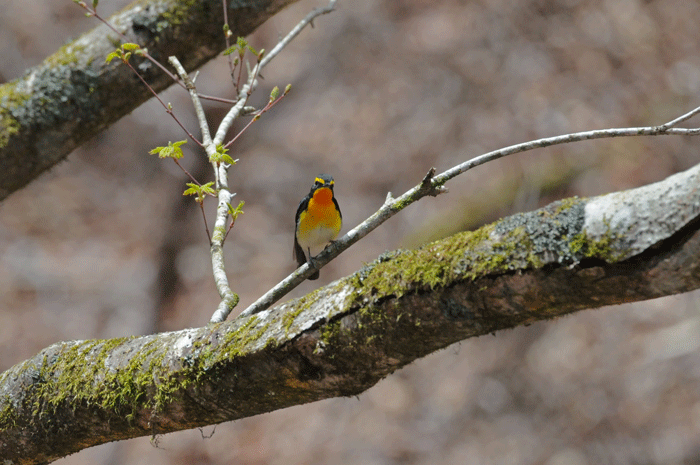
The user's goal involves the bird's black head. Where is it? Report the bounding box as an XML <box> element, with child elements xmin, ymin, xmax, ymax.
<box><xmin>313</xmin><ymin>174</ymin><xmax>335</xmax><ymax>190</ymax></box>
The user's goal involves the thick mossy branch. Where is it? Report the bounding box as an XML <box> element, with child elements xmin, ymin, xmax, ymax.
<box><xmin>0</xmin><ymin>0</ymin><xmax>297</xmax><ymax>200</ymax></box>
<box><xmin>3</xmin><ymin>163</ymin><xmax>700</xmax><ymax>463</ymax></box>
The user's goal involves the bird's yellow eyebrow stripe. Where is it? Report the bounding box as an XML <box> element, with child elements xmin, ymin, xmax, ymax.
<box><xmin>315</xmin><ymin>177</ymin><xmax>334</xmax><ymax>185</ymax></box>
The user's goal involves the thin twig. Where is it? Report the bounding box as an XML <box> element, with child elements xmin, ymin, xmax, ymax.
<box><xmin>237</xmin><ymin>122</ymin><xmax>700</xmax><ymax>319</ymax></box>
<box><xmin>212</xmin><ymin>0</ymin><xmax>337</xmax><ymax>146</ymax></box>
<box><xmin>172</xmin><ymin>159</ymin><xmax>203</xmax><ymax>186</ymax></box>
<box><xmin>121</xmin><ymin>60</ymin><xmax>203</xmax><ymax>148</ymax></box>
<box><xmin>167</xmin><ymin>57</ymin><xmax>214</xmax><ymax>148</ymax></box>
<box><xmin>224</xmin><ymin>89</ymin><xmax>289</xmax><ymax>149</ymax></box>
<box><xmin>658</xmin><ymin>105</ymin><xmax>700</xmax><ymax>130</ymax></box>
<box><xmin>259</xmin><ymin>0</ymin><xmax>338</xmax><ymax>69</ymax></box>
<box><xmin>222</xmin><ymin>0</ymin><xmax>234</xmax><ymax>75</ymax></box>
<box><xmin>199</xmin><ymin>202</ymin><xmax>212</xmax><ymax>242</ymax></box>
<box><xmin>197</xmin><ymin>94</ymin><xmax>237</xmax><ymax>105</ymax></box>
<box><xmin>213</xmin><ymin>61</ymin><xmax>260</xmax><ymax>146</ymax></box>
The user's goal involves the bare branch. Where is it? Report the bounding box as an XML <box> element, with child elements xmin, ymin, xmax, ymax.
<box><xmin>259</xmin><ymin>0</ymin><xmax>338</xmax><ymax>69</ymax></box>
<box><xmin>239</xmin><ymin>120</ymin><xmax>700</xmax><ymax>318</ymax></box>
<box><xmin>658</xmin><ymin>104</ymin><xmax>700</xmax><ymax>130</ymax></box>
<box><xmin>168</xmin><ymin>57</ymin><xmax>213</xmax><ymax>147</ymax></box>
<box><xmin>209</xmin><ymin>163</ymin><xmax>240</xmax><ymax>323</ymax></box>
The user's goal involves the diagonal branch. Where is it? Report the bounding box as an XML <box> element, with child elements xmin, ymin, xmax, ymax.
<box><xmin>3</xmin><ymin>161</ymin><xmax>700</xmax><ymax>463</ymax></box>
<box><xmin>238</xmin><ymin>112</ymin><xmax>700</xmax><ymax>318</ymax></box>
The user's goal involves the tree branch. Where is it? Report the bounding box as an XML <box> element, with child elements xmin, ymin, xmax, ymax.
<box><xmin>0</xmin><ymin>0</ymin><xmax>298</xmax><ymax>201</ymax></box>
<box><xmin>3</xmin><ymin>161</ymin><xmax>700</xmax><ymax>463</ymax></box>
<box><xmin>239</xmin><ymin>114</ymin><xmax>700</xmax><ymax>318</ymax></box>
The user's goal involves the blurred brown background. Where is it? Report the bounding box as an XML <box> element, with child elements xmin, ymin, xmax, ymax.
<box><xmin>2</xmin><ymin>0</ymin><xmax>700</xmax><ymax>463</ymax></box>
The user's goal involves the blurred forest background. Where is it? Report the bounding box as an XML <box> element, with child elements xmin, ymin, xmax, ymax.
<box><xmin>2</xmin><ymin>0</ymin><xmax>700</xmax><ymax>463</ymax></box>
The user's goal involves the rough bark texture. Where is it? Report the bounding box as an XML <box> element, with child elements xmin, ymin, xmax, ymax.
<box><xmin>0</xmin><ymin>0</ymin><xmax>297</xmax><ymax>201</ymax></box>
<box><xmin>2</xmin><ymin>162</ymin><xmax>700</xmax><ymax>463</ymax></box>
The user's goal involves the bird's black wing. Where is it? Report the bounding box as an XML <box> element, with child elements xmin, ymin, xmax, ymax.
<box><xmin>293</xmin><ymin>194</ymin><xmax>310</xmax><ymax>265</ymax></box>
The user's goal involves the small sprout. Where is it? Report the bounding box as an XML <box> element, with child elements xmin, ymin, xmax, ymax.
<box><xmin>284</xmin><ymin>84</ymin><xmax>292</xmax><ymax>95</ymax></box>
<box><xmin>105</xmin><ymin>43</ymin><xmax>142</xmax><ymax>64</ymax></box>
<box><xmin>149</xmin><ymin>140</ymin><xmax>187</xmax><ymax>159</ymax></box>
<box><xmin>269</xmin><ymin>86</ymin><xmax>279</xmax><ymax>102</ymax></box>
<box><xmin>105</xmin><ymin>51</ymin><xmax>120</xmax><ymax>64</ymax></box>
<box><xmin>227</xmin><ymin>200</ymin><xmax>245</xmax><ymax>221</ymax></box>
<box><xmin>183</xmin><ymin>182</ymin><xmax>216</xmax><ymax>203</ymax></box>
<box><xmin>209</xmin><ymin>145</ymin><xmax>236</xmax><ymax>165</ymax></box>
<box><xmin>92</xmin><ymin>0</ymin><xmax>98</xmax><ymax>7</ymax></box>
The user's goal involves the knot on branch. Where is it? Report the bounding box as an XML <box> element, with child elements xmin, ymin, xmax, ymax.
<box><xmin>418</xmin><ymin>167</ymin><xmax>448</xmax><ymax>197</ymax></box>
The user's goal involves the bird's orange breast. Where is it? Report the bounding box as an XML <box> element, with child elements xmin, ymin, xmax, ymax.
<box><xmin>296</xmin><ymin>187</ymin><xmax>341</xmax><ymax>249</ymax></box>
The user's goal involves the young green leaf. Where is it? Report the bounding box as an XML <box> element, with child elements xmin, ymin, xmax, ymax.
<box><xmin>227</xmin><ymin>200</ymin><xmax>245</xmax><ymax>220</ymax></box>
<box><xmin>183</xmin><ymin>182</ymin><xmax>216</xmax><ymax>203</ymax></box>
<box><xmin>105</xmin><ymin>51</ymin><xmax>121</xmax><ymax>64</ymax></box>
<box><xmin>235</xmin><ymin>37</ymin><xmax>248</xmax><ymax>59</ymax></box>
<box><xmin>247</xmin><ymin>44</ymin><xmax>259</xmax><ymax>57</ymax></box>
<box><xmin>149</xmin><ymin>140</ymin><xmax>187</xmax><ymax>159</ymax></box>
<box><xmin>199</xmin><ymin>182</ymin><xmax>216</xmax><ymax>196</ymax></box>
<box><xmin>209</xmin><ymin>145</ymin><xmax>236</xmax><ymax>165</ymax></box>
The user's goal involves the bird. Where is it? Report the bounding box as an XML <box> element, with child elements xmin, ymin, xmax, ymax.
<box><xmin>294</xmin><ymin>174</ymin><xmax>342</xmax><ymax>280</ymax></box>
